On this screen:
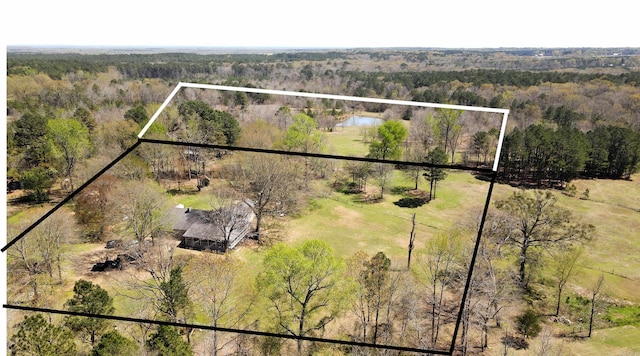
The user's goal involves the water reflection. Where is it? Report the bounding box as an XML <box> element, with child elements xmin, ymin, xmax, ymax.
<box><xmin>335</xmin><ymin>116</ymin><xmax>384</xmax><ymax>127</ymax></box>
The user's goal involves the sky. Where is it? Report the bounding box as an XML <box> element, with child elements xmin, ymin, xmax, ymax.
<box><xmin>2</xmin><ymin>0</ymin><xmax>639</xmax><ymax>49</ymax></box>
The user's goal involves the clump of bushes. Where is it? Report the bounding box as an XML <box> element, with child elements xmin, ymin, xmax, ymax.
<box><xmin>394</xmin><ymin>197</ymin><xmax>428</xmax><ymax>208</ymax></box>
<box><xmin>332</xmin><ymin>180</ymin><xmax>363</xmax><ymax>195</ymax></box>
<box><xmin>392</xmin><ymin>186</ymin><xmax>430</xmax><ymax>208</ymax></box>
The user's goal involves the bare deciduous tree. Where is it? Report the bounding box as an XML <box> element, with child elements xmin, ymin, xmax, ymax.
<box><xmin>185</xmin><ymin>254</ymin><xmax>256</xmax><ymax>355</ymax></box>
<box><xmin>471</xmin><ymin>237</ymin><xmax>517</xmax><ymax>351</ymax></box>
<box><xmin>403</xmin><ymin>145</ymin><xmax>427</xmax><ymax>190</ymax></box>
<box><xmin>495</xmin><ymin>190</ymin><xmax>594</xmax><ymax>289</ymax></box>
<box><xmin>347</xmin><ymin>251</ymin><xmax>405</xmax><ymax>345</ymax></box>
<box><xmin>588</xmin><ymin>274</ymin><xmax>605</xmax><ymax>338</ymax></box>
<box><xmin>372</xmin><ymin>163</ymin><xmax>392</xmax><ymax>200</ymax></box>
<box><xmin>435</xmin><ymin>108</ymin><xmax>464</xmax><ymax>163</ymax></box>
<box><xmin>230</xmin><ymin>153</ymin><xmax>296</xmax><ymax>239</ymax></box>
<box><xmin>465</xmin><ymin>209</ymin><xmax>519</xmax><ymax>352</ymax></box>
<box><xmin>551</xmin><ymin>246</ymin><xmax>583</xmax><ymax>316</ymax></box>
<box><xmin>115</xmin><ymin>180</ymin><xmax>173</xmax><ymax>245</ymax></box>
<box><xmin>8</xmin><ymin>207</ymin><xmax>76</xmax><ymax>304</ymax></box>
<box><xmin>122</xmin><ymin>240</ymin><xmax>191</xmax><ymax>322</ymax></box>
<box><xmin>75</xmin><ymin>173</ymin><xmax>117</xmax><ymax>241</ymax></box>
<box><xmin>344</xmin><ymin>161</ymin><xmax>372</xmax><ymax>193</ymax></box>
<box><xmin>207</xmin><ymin>187</ymin><xmax>253</xmax><ymax>250</ymax></box>
<box><xmin>415</xmin><ymin>231</ymin><xmax>464</xmax><ymax>348</ymax></box>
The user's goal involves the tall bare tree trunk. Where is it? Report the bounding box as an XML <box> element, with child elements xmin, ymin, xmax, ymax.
<box><xmin>407</xmin><ymin>213</ymin><xmax>416</xmax><ymax>269</ymax></box>
<box><xmin>588</xmin><ymin>275</ymin><xmax>605</xmax><ymax>337</ymax></box>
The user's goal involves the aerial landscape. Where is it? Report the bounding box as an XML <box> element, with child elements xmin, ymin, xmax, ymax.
<box><xmin>4</xmin><ymin>46</ymin><xmax>640</xmax><ymax>355</ymax></box>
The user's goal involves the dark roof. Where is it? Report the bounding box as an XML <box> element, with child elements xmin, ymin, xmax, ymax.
<box><xmin>172</xmin><ymin>207</ymin><xmax>209</xmax><ymax>231</ymax></box>
<box><xmin>172</xmin><ymin>200</ymin><xmax>255</xmax><ymax>243</ymax></box>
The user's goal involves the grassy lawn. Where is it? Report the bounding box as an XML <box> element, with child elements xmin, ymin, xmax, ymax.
<box><xmin>560</xmin><ymin>325</ymin><xmax>640</xmax><ymax>355</ymax></box>
<box><xmin>6</xmin><ymin>209</ymin><xmax>27</xmax><ymax>224</ymax></box>
<box><xmin>285</xmin><ymin>170</ymin><xmax>495</xmax><ymax>267</ymax></box>
<box><xmin>286</xmin><ymin>195</ymin><xmax>414</xmax><ymax>261</ymax></box>
<box><xmin>6</xmin><ymin>119</ymin><xmax>640</xmax><ymax>353</ymax></box>
<box><xmin>170</xmin><ymin>192</ymin><xmax>212</xmax><ymax>210</ymax></box>
<box><xmin>556</xmin><ymin>176</ymin><xmax>640</xmax><ymax>302</ymax></box>
<box><xmin>504</xmin><ymin>325</ymin><xmax>640</xmax><ymax>356</ymax></box>
<box><xmin>325</xmin><ymin>125</ymin><xmax>371</xmax><ymax>157</ymax></box>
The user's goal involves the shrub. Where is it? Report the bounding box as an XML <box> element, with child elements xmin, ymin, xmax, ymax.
<box><xmin>332</xmin><ymin>180</ymin><xmax>362</xmax><ymax>194</ymax></box>
<box><xmin>515</xmin><ymin>309</ymin><xmax>541</xmax><ymax>339</ymax></box>
<box><xmin>390</xmin><ymin>185</ymin><xmax>412</xmax><ymax>195</ymax></box>
<box><xmin>393</xmin><ymin>197</ymin><xmax>429</xmax><ymax>208</ymax></box>
<box><xmin>563</xmin><ymin>183</ymin><xmax>577</xmax><ymax>197</ymax></box>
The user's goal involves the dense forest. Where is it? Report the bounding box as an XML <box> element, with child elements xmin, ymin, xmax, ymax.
<box><xmin>5</xmin><ymin>48</ymin><xmax>640</xmax><ymax>355</ymax></box>
<box><xmin>7</xmin><ymin>48</ymin><xmax>640</xmax><ymax>191</ymax></box>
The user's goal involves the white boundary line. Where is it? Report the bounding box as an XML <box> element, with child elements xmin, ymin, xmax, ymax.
<box><xmin>138</xmin><ymin>83</ymin><xmax>184</xmax><ymax>139</ymax></box>
<box><xmin>138</xmin><ymin>83</ymin><xmax>509</xmax><ymax>171</ymax></box>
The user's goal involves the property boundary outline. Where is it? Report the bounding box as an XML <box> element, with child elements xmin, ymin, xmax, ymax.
<box><xmin>4</xmin><ymin>83</ymin><xmax>509</xmax><ymax>355</ymax></box>
<box><xmin>139</xmin><ymin>83</ymin><xmax>510</xmax><ymax>172</ymax></box>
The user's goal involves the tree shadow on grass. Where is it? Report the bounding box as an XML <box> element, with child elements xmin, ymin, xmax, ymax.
<box><xmin>392</xmin><ymin>187</ymin><xmax>430</xmax><ymax>208</ymax></box>
<box><xmin>502</xmin><ymin>334</ymin><xmax>529</xmax><ymax>350</ymax></box>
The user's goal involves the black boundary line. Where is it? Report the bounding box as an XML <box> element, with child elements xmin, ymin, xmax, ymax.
<box><xmin>3</xmin><ymin>137</ymin><xmax>499</xmax><ymax>355</ymax></box>
<box><xmin>1</xmin><ymin>141</ymin><xmax>142</xmax><ymax>252</ymax></box>
<box><xmin>3</xmin><ymin>304</ymin><xmax>450</xmax><ymax>355</ymax></box>
<box><xmin>448</xmin><ymin>172</ymin><xmax>497</xmax><ymax>354</ymax></box>
<box><xmin>139</xmin><ymin>138</ymin><xmax>495</xmax><ymax>174</ymax></box>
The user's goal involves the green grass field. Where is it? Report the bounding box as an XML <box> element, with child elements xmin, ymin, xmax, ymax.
<box><xmin>325</xmin><ymin>125</ymin><xmax>371</xmax><ymax>157</ymax></box>
<box><xmin>281</xmin><ymin>172</ymin><xmax>498</xmax><ymax>277</ymax></box>
<box><xmin>558</xmin><ymin>325</ymin><xmax>640</xmax><ymax>355</ymax></box>
<box><xmin>320</xmin><ymin>126</ymin><xmax>640</xmax><ymax>353</ymax></box>
<box><xmin>6</xmin><ymin>123</ymin><xmax>640</xmax><ymax>354</ymax></box>
<box><xmin>556</xmin><ymin>177</ymin><xmax>640</xmax><ymax>303</ymax></box>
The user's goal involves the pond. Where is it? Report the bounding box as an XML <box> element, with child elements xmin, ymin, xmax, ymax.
<box><xmin>335</xmin><ymin>116</ymin><xmax>384</xmax><ymax>127</ymax></box>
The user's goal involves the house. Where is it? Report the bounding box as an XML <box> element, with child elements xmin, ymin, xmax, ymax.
<box><xmin>172</xmin><ymin>200</ymin><xmax>255</xmax><ymax>253</ymax></box>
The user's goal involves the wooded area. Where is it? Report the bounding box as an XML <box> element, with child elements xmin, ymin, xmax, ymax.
<box><xmin>5</xmin><ymin>48</ymin><xmax>640</xmax><ymax>355</ymax></box>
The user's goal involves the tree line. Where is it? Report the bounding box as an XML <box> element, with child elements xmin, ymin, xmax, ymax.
<box><xmin>499</xmin><ymin>123</ymin><xmax>640</xmax><ymax>185</ymax></box>
<box><xmin>10</xmin><ymin>48</ymin><xmax>640</xmax><ymax>80</ymax></box>
<box><xmin>7</xmin><ymin>51</ymin><xmax>347</xmax><ymax>80</ymax></box>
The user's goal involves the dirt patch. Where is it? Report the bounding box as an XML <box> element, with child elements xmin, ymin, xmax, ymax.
<box><xmin>70</xmin><ymin>245</ymin><xmax>119</xmax><ymax>284</ymax></box>
<box><xmin>333</xmin><ymin>205</ymin><xmax>364</xmax><ymax>229</ymax></box>
<box><xmin>405</xmin><ymin>189</ymin><xmax>430</xmax><ymax>199</ymax></box>
<box><xmin>68</xmin><ymin>243</ymin><xmax>150</xmax><ymax>287</ymax></box>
